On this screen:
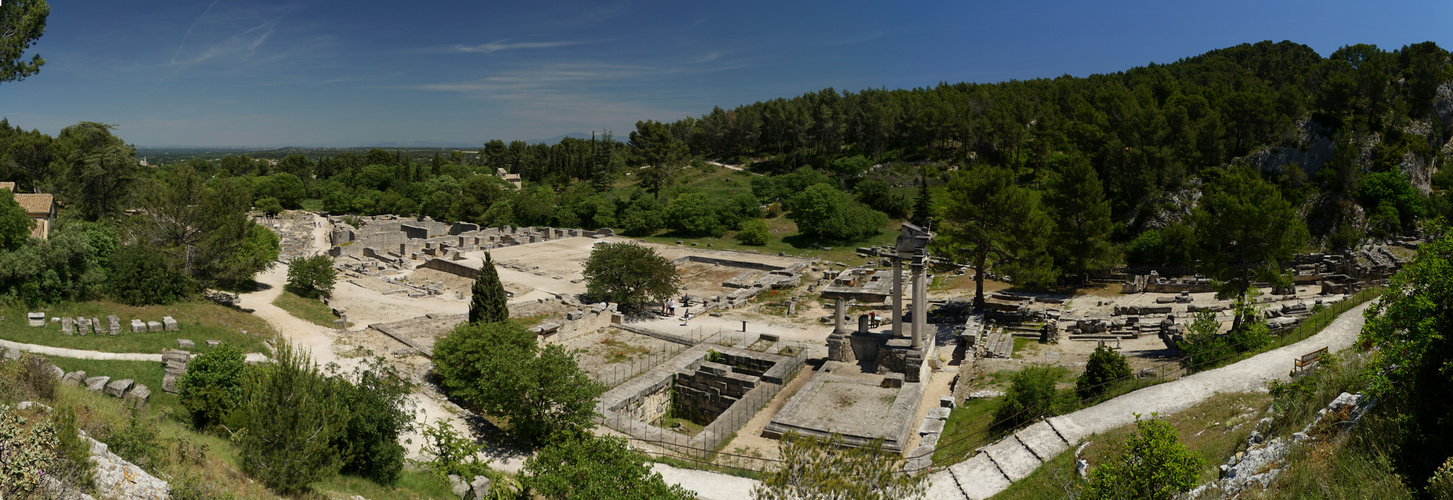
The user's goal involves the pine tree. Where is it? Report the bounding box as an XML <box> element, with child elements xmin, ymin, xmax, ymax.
<box><xmin>911</xmin><ymin>171</ymin><xmax>933</xmax><ymax>229</ymax></box>
<box><xmin>469</xmin><ymin>252</ymin><xmax>509</xmax><ymax>323</ymax></box>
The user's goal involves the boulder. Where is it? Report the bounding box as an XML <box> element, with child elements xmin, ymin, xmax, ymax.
<box><xmin>469</xmin><ymin>476</ymin><xmax>491</xmax><ymax>500</ymax></box>
<box><xmin>85</xmin><ymin>376</ymin><xmax>111</xmax><ymax>392</ymax></box>
<box><xmin>103</xmin><ymin>379</ymin><xmax>135</xmax><ymax>398</ymax></box>
<box><xmin>449</xmin><ymin>474</ymin><xmax>469</xmax><ymax>498</ymax></box>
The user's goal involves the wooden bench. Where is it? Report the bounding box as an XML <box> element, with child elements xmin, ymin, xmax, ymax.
<box><xmin>1294</xmin><ymin>347</ymin><xmax>1329</xmax><ymax>375</ymax></box>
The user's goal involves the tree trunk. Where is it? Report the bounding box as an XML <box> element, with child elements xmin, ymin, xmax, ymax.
<box><xmin>973</xmin><ymin>249</ymin><xmax>988</xmax><ymax>310</ymax></box>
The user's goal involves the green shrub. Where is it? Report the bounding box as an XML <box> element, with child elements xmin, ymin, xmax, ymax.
<box><xmin>737</xmin><ymin>219</ymin><xmax>770</xmax><ymax>246</ymax></box>
<box><xmin>753</xmin><ymin>432</ymin><xmax>926</xmax><ymax>500</ymax></box>
<box><xmin>524</xmin><ymin>432</ymin><xmax>695</xmax><ymax>500</ymax></box>
<box><xmin>332</xmin><ymin>357</ymin><xmax>414</xmax><ymax>486</ymax></box>
<box><xmin>98</xmin><ymin>407</ymin><xmax>168</xmax><ymax>473</ymax></box>
<box><xmin>286</xmin><ymin>253</ymin><xmax>337</xmax><ymax>299</ymax></box>
<box><xmin>1076</xmin><ymin>344</ymin><xmax>1132</xmax><ymax>400</ymax></box>
<box><xmin>994</xmin><ymin>365</ymin><xmax>1069</xmax><ymax>430</ymax></box>
<box><xmin>432</xmin><ymin>321</ymin><xmax>605</xmax><ymax>446</ymax></box>
<box><xmin>235</xmin><ymin>343</ymin><xmax>345</xmax><ymax>496</ymax></box>
<box><xmin>107</xmin><ymin>245</ymin><xmax>196</xmax><ymax>306</ymax></box>
<box><xmin>1081</xmin><ymin>414</ymin><xmax>1204</xmax><ymax>500</ymax></box>
<box><xmin>419</xmin><ymin>420</ymin><xmax>492</xmax><ymax>479</ymax></box>
<box><xmin>178</xmin><ymin>344</ymin><xmax>248</xmax><ymax>430</ymax></box>
<box><xmin>0</xmin><ymin>403</ymin><xmax>60</xmax><ymax>497</ymax></box>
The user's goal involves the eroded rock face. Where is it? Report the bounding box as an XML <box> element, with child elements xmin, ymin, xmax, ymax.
<box><xmin>84</xmin><ymin>432</ymin><xmax>170</xmax><ymax>500</ymax></box>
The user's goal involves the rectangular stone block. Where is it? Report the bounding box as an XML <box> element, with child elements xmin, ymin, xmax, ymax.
<box><xmin>928</xmin><ymin>406</ymin><xmax>952</xmax><ymax>420</ymax></box>
<box><xmin>163</xmin><ymin>316</ymin><xmax>178</xmax><ymax>331</ymax></box>
<box><xmin>85</xmin><ymin>376</ymin><xmax>111</xmax><ymax>392</ymax></box>
<box><xmin>918</xmin><ymin>417</ymin><xmax>945</xmax><ymax>436</ymax></box>
<box><xmin>131</xmin><ymin>319</ymin><xmax>146</xmax><ymax>333</ymax></box>
<box><xmin>1015</xmin><ymin>420</ymin><xmax>1070</xmax><ymax>462</ymax></box>
<box><xmin>61</xmin><ymin>371</ymin><xmax>86</xmax><ymax>386</ymax></box>
<box><xmin>27</xmin><ymin>312</ymin><xmax>44</xmax><ymax>327</ymax></box>
<box><xmin>206</xmin><ymin>340</ymin><xmax>221</xmax><ymax>348</ymax></box>
<box><xmin>982</xmin><ymin>437</ymin><xmax>1041</xmax><ymax>481</ymax></box>
<box><xmin>177</xmin><ymin>339</ymin><xmax>195</xmax><ymax>350</ymax></box>
<box><xmin>75</xmin><ymin>317</ymin><xmax>89</xmax><ymax>335</ymax></box>
<box><xmin>124</xmin><ymin>384</ymin><xmax>151</xmax><ymax>405</ymax></box>
<box><xmin>62</xmin><ymin>317</ymin><xmax>74</xmax><ymax>335</ymax></box>
<box><xmin>104</xmin><ymin>378</ymin><xmax>135</xmax><ymax>398</ymax></box>
<box><xmin>107</xmin><ymin>315</ymin><xmax>120</xmax><ymax>335</ymax></box>
<box><xmin>147</xmin><ymin>321</ymin><xmax>162</xmax><ymax>332</ymax></box>
<box><xmin>947</xmin><ymin>453</ymin><xmax>1010</xmax><ymax>500</ymax></box>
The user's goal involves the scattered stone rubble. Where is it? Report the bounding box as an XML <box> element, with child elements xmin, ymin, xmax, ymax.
<box><xmin>162</xmin><ymin>349</ymin><xmax>191</xmax><ymax>394</ymax></box>
<box><xmin>447</xmin><ymin>474</ymin><xmax>491</xmax><ymax>499</ymax></box>
<box><xmin>33</xmin><ymin>312</ymin><xmax>180</xmax><ymax>336</ymax></box>
<box><xmin>327</xmin><ymin>215</ymin><xmax>611</xmax><ymax>273</ymax></box>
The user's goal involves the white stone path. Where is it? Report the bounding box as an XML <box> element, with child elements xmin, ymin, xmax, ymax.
<box><xmin>923</xmin><ymin>301</ymin><xmax>1373</xmax><ymax>499</ymax></box>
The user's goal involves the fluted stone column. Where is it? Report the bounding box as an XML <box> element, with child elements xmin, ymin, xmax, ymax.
<box><xmin>892</xmin><ymin>255</ymin><xmax>904</xmax><ymax>337</ymax></box>
<box><xmin>910</xmin><ymin>256</ymin><xmax>924</xmax><ymax>349</ymax></box>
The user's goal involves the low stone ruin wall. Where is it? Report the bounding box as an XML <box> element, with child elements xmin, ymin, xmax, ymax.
<box><xmin>598</xmin><ymin>343</ymin><xmax>804</xmax><ymax>457</ymax></box>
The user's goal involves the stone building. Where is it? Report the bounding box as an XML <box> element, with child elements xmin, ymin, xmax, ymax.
<box><xmin>0</xmin><ymin>182</ymin><xmax>56</xmax><ymax>239</ymax></box>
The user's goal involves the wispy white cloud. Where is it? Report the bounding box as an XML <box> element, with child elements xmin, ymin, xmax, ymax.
<box><xmin>453</xmin><ymin>39</ymin><xmax>590</xmax><ymax>54</ymax></box>
<box><xmin>183</xmin><ymin>21</ymin><xmax>277</xmax><ymax>64</ymax></box>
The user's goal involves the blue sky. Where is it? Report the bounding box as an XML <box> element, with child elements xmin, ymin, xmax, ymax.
<box><xmin>2</xmin><ymin>0</ymin><xmax>1451</xmax><ymax>147</ymax></box>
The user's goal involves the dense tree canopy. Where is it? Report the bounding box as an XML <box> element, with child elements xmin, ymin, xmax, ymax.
<box><xmin>939</xmin><ymin>165</ymin><xmax>1055</xmax><ymax>308</ymax></box>
<box><xmin>0</xmin><ymin>0</ymin><xmax>49</xmax><ymax>84</ymax></box>
<box><xmin>1193</xmin><ymin>164</ymin><xmax>1310</xmax><ymax>299</ymax></box>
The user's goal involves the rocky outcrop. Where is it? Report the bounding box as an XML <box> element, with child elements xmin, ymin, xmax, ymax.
<box><xmin>84</xmin><ymin>431</ymin><xmax>171</xmax><ymax>500</ymax></box>
<box><xmin>1188</xmin><ymin>392</ymin><xmax>1375</xmax><ymax>499</ymax></box>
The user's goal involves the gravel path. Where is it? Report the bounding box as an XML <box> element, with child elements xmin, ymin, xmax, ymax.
<box><xmin>0</xmin><ymin>339</ymin><xmax>167</xmax><ymax>361</ymax></box>
<box><xmin>926</xmin><ymin>300</ymin><xmax>1375</xmax><ymax>500</ymax></box>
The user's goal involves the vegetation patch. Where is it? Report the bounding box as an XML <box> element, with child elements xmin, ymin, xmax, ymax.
<box><xmin>0</xmin><ymin>300</ymin><xmax>274</xmax><ymax>354</ymax></box>
<box><xmin>271</xmin><ymin>291</ymin><xmax>346</xmax><ymax>328</ymax></box>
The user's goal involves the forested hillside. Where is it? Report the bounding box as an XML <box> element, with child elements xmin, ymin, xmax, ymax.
<box><xmin>3</xmin><ymin>40</ymin><xmax>1451</xmax><ymax>293</ymax></box>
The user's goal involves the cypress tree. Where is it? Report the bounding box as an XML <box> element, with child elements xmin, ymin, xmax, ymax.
<box><xmin>469</xmin><ymin>252</ymin><xmax>509</xmax><ymax>323</ymax></box>
<box><xmin>911</xmin><ymin>171</ymin><xmax>934</xmax><ymax>229</ymax></box>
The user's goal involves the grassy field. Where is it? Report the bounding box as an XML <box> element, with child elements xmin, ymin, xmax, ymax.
<box><xmin>992</xmin><ymin>391</ymin><xmax>1273</xmax><ymax>499</ymax></box>
<box><xmin>272</xmin><ymin>291</ymin><xmax>347</xmax><ymax>328</ymax></box>
<box><xmin>0</xmin><ymin>300</ymin><xmax>275</xmax><ymax>354</ymax></box>
<box><xmin>932</xmin><ymin>397</ymin><xmax>1002</xmax><ymax>465</ymax></box>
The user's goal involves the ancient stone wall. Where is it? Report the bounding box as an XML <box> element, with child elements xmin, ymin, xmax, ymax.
<box><xmin>673</xmin><ymin>360</ymin><xmax>761</xmax><ymax>424</ymax></box>
<box><xmin>614</xmin><ymin>377</ymin><xmax>673</xmax><ymax>425</ymax></box>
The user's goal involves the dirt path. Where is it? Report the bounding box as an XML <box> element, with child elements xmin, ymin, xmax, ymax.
<box><xmin>239</xmin><ymin>213</ymin><xmax>493</xmax><ymax>467</ymax></box>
